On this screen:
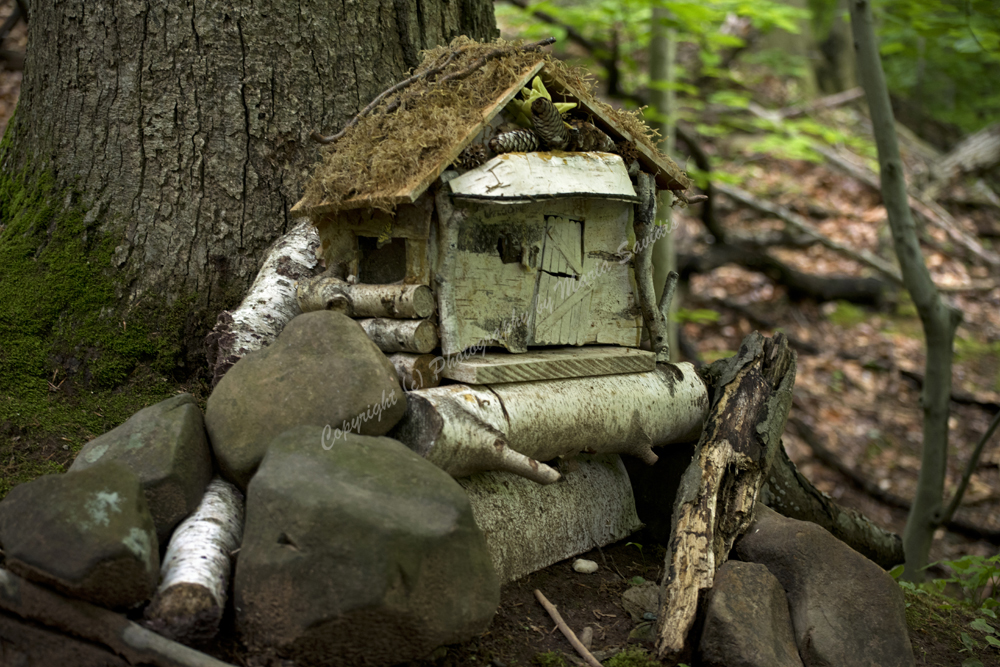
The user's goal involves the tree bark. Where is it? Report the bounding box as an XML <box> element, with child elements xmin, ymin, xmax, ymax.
<box><xmin>655</xmin><ymin>332</ymin><xmax>796</xmax><ymax>665</ymax></box>
<box><xmin>1</xmin><ymin>0</ymin><xmax>497</xmax><ymax>371</ymax></box>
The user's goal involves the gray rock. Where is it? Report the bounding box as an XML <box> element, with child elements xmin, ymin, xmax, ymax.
<box><xmin>698</xmin><ymin>560</ymin><xmax>803</xmax><ymax>667</ymax></box>
<box><xmin>0</xmin><ymin>461</ymin><xmax>159</xmax><ymax>608</ymax></box>
<box><xmin>69</xmin><ymin>393</ymin><xmax>212</xmax><ymax>543</ymax></box>
<box><xmin>734</xmin><ymin>505</ymin><xmax>915</xmax><ymax>667</ymax></box>
<box><xmin>205</xmin><ymin>311</ymin><xmax>406</xmax><ymax>490</ymax></box>
<box><xmin>234</xmin><ymin>427</ymin><xmax>499</xmax><ymax>667</ymax></box>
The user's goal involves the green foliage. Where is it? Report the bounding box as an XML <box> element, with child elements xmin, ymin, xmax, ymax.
<box><xmin>826</xmin><ymin>300</ymin><xmax>869</xmax><ymax>327</ymax></box>
<box><xmin>875</xmin><ymin>0</ymin><xmax>1000</xmax><ymax>132</ymax></box>
<box><xmin>932</xmin><ymin>554</ymin><xmax>1000</xmax><ymax>609</ymax></box>
<box><xmin>675</xmin><ymin>308</ymin><xmax>720</xmax><ymax>324</ymax></box>
<box><xmin>532</xmin><ymin>651</ymin><xmax>569</xmax><ymax>667</ymax></box>
<box><xmin>895</xmin><ymin>556</ymin><xmax>1000</xmax><ymax>663</ymax></box>
<box><xmin>498</xmin><ymin>0</ymin><xmax>809</xmax><ymax>101</ymax></box>
<box><xmin>604</xmin><ymin>646</ymin><xmax>661</xmax><ymax>667</ymax></box>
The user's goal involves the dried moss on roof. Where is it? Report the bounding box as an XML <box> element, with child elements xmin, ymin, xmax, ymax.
<box><xmin>299</xmin><ymin>37</ymin><xmax>689</xmax><ymax>214</ymax></box>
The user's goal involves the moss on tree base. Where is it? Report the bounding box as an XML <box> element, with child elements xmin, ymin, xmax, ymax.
<box><xmin>0</xmin><ymin>134</ymin><xmax>204</xmax><ymax>498</ymax></box>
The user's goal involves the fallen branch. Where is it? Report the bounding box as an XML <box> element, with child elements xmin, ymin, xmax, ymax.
<box><xmin>311</xmin><ymin>38</ymin><xmax>556</xmax><ymax>144</ymax></box>
<box><xmin>789</xmin><ymin>416</ymin><xmax>1000</xmax><ymax>543</ymax></box>
<box><xmin>898</xmin><ymin>368</ymin><xmax>1000</xmax><ymax>411</ymax></box>
<box><xmin>204</xmin><ymin>220</ymin><xmax>320</xmax><ymax>386</ymax></box>
<box><xmin>716</xmin><ymin>182</ymin><xmax>903</xmax><ymax>285</ymax></box>
<box><xmin>813</xmin><ymin>144</ymin><xmax>1000</xmax><ymax>269</ymax></box>
<box><xmin>779</xmin><ymin>87</ymin><xmax>864</xmax><ymax>119</ymax></box>
<box><xmin>763</xmin><ymin>436</ymin><xmax>904</xmax><ymax>569</ymax></box>
<box><xmin>534</xmin><ymin>589</ymin><xmax>603</xmax><ymax>667</ymax></box>
<box><xmin>677</xmin><ymin>244</ymin><xmax>887</xmax><ymax>304</ymax></box>
<box><xmin>929</xmin><ymin>121</ymin><xmax>1000</xmax><ymax>191</ymax></box>
<box><xmin>0</xmin><ymin>568</ymin><xmax>235</xmax><ymax>667</ymax></box>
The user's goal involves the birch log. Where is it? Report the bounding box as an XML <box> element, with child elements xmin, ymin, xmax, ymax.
<box><xmin>0</xmin><ymin>568</ymin><xmax>236</xmax><ymax>667</ymax></box>
<box><xmin>358</xmin><ymin>318</ymin><xmax>439</xmax><ymax>353</ymax></box>
<box><xmin>297</xmin><ymin>277</ymin><xmax>435</xmax><ymax>319</ymax></box>
<box><xmin>655</xmin><ymin>333</ymin><xmax>795</xmax><ymax>665</ymax></box>
<box><xmin>435</xmin><ymin>178</ymin><xmax>464</xmax><ymax>357</ymax></box>
<box><xmin>145</xmin><ymin>479</ymin><xmax>244</xmax><ymax>644</ymax></box>
<box><xmin>388</xmin><ymin>353</ymin><xmax>440</xmax><ymax>391</ymax></box>
<box><xmin>204</xmin><ymin>220</ymin><xmax>320</xmax><ymax>386</ymax></box>
<box><xmin>390</xmin><ymin>363</ymin><xmax>708</xmax><ymax>483</ymax></box>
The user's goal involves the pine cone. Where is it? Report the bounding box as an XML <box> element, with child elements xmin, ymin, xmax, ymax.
<box><xmin>489</xmin><ymin>129</ymin><xmax>540</xmax><ymax>154</ymax></box>
<box><xmin>530</xmin><ymin>97</ymin><xmax>569</xmax><ymax>150</ymax></box>
<box><xmin>456</xmin><ymin>143</ymin><xmax>488</xmax><ymax>169</ymax></box>
<box><xmin>568</xmin><ymin>120</ymin><xmax>616</xmax><ymax>153</ymax></box>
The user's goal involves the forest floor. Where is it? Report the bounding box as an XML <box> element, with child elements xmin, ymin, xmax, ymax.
<box><xmin>1</xmin><ymin>17</ymin><xmax>999</xmax><ymax>667</ymax></box>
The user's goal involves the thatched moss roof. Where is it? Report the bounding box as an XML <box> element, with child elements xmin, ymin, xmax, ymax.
<box><xmin>294</xmin><ymin>37</ymin><xmax>691</xmax><ymax>217</ymax></box>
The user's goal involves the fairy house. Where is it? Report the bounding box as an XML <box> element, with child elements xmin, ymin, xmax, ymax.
<box><xmin>292</xmin><ymin>40</ymin><xmax>691</xmax><ymax>364</ymax></box>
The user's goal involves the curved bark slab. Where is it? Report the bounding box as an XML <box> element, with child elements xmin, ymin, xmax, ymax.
<box><xmin>655</xmin><ymin>332</ymin><xmax>796</xmax><ymax>665</ymax></box>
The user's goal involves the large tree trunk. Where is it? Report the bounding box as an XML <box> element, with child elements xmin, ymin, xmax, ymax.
<box><xmin>1</xmin><ymin>0</ymin><xmax>496</xmax><ymax>375</ymax></box>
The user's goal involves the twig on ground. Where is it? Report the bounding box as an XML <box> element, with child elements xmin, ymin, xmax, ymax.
<box><xmin>534</xmin><ymin>589</ymin><xmax>603</xmax><ymax>667</ymax></box>
<box><xmin>788</xmin><ymin>415</ymin><xmax>1000</xmax><ymax>543</ymax></box>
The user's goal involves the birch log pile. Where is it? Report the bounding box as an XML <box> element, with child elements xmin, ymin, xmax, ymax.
<box><xmin>204</xmin><ymin>221</ymin><xmax>320</xmax><ymax>386</ymax></box>
<box><xmin>358</xmin><ymin>318</ymin><xmax>439</xmax><ymax>354</ymax></box>
<box><xmin>655</xmin><ymin>332</ymin><xmax>795</xmax><ymax>665</ymax></box>
<box><xmin>388</xmin><ymin>353</ymin><xmax>441</xmax><ymax>391</ymax></box>
<box><xmin>145</xmin><ymin>478</ymin><xmax>245</xmax><ymax>644</ymax></box>
<box><xmin>391</xmin><ymin>363</ymin><xmax>708</xmax><ymax>483</ymax></box>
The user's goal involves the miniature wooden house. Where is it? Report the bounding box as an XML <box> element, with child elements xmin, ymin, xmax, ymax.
<box><xmin>292</xmin><ymin>56</ymin><xmax>691</xmax><ymax>363</ymax></box>
<box><xmin>291</xmin><ymin>46</ymin><xmax>708</xmax><ymax>582</ymax></box>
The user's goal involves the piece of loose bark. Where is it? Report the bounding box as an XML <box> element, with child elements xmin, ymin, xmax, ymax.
<box><xmin>655</xmin><ymin>332</ymin><xmax>795</xmax><ymax>665</ymax></box>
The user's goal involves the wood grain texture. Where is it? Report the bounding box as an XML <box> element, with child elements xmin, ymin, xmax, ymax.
<box><xmin>440</xmin><ymin>346</ymin><xmax>655</xmax><ymax>384</ymax></box>
<box><xmin>448</xmin><ymin>152</ymin><xmax>638</xmax><ymax>202</ymax></box>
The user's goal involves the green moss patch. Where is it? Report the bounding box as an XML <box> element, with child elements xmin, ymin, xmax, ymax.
<box><xmin>0</xmin><ymin>139</ymin><xmax>198</xmax><ymax>498</ymax></box>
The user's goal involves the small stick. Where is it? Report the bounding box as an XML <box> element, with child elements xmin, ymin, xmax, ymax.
<box><xmin>534</xmin><ymin>589</ymin><xmax>603</xmax><ymax>667</ymax></box>
<box><xmin>311</xmin><ymin>37</ymin><xmax>556</xmax><ymax>145</ymax></box>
